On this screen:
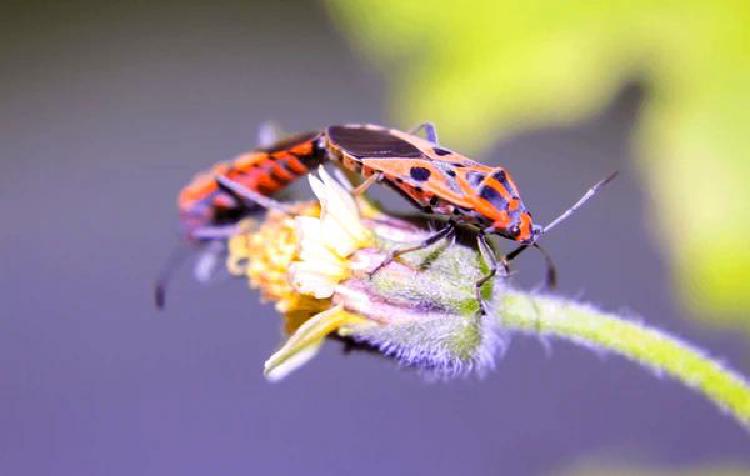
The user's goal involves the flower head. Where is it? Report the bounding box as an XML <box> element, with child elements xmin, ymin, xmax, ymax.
<box><xmin>227</xmin><ymin>166</ymin><xmax>501</xmax><ymax>380</ymax></box>
<box><xmin>220</xmin><ymin>168</ymin><xmax>750</xmax><ymax>431</ymax></box>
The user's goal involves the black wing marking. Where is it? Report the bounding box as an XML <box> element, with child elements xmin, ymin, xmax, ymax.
<box><xmin>261</xmin><ymin>131</ymin><xmax>321</xmax><ymax>153</ymax></box>
<box><xmin>327</xmin><ymin>125</ymin><xmax>423</xmax><ymax>158</ymax></box>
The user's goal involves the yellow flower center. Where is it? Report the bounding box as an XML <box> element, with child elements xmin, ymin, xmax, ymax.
<box><xmin>226</xmin><ymin>204</ymin><xmax>331</xmax><ymax>335</ymax></box>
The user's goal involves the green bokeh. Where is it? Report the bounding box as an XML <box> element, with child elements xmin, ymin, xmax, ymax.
<box><xmin>327</xmin><ymin>0</ymin><xmax>750</xmax><ymax>333</ymax></box>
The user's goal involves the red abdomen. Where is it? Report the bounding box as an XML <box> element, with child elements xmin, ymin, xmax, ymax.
<box><xmin>178</xmin><ymin>131</ymin><xmax>324</xmax><ymax>236</ymax></box>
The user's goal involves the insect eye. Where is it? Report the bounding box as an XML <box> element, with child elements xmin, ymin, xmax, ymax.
<box><xmin>510</xmin><ymin>225</ymin><xmax>521</xmax><ymax>237</ymax></box>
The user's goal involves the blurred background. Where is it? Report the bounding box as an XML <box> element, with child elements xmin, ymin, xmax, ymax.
<box><xmin>1</xmin><ymin>0</ymin><xmax>748</xmax><ymax>474</ymax></box>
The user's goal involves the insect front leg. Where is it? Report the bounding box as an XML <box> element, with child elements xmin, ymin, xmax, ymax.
<box><xmin>408</xmin><ymin>121</ymin><xmax>439</xmax><ymax>145</ymax></box>
<box><xmin>475</xmin><ymin>233</ymin><xmax>509</xmax><ymax>316</ymax></box>
<box><xmin>351</xmin><ymin>171</ymin><xmax>384</xmax><ymax>195</ymax></box>
<box><xmin>368</xmin><ymin>221</ymin><xmax>456</xmax><ymax>277</ymax></box>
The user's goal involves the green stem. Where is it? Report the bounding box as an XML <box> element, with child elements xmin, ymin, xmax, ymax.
<box><xmin>499</xmin><ymin>290</ymin><xmax>750</xmax><ymax>429</ymax></box>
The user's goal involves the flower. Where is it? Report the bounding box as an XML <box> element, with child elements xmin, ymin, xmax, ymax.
<box><xmin>227</xmin><ymin>166</ymin><xmax>502</xmax><ymax>381</ymax></box>
<box><xmin>220</xmin><ymin>169</ymin><xmax>750</xmax><ymax>430</ymax></box>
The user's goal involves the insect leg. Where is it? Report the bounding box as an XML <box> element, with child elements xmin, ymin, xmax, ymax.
<box><xmin>408</xmin><ymin>121</ymin><xmax>439</xmax><ymax>144</ymax></box>
<box><xmin>475</xmin><ymin>233</ymin><xmax>508</xmax><ymax>315</ymax></box>
<box><xmin>193</xmin><ymin>239</ymin><xmax>227</xmax><ymax>283</ymax></box>
<box><xmin>190</xmin><ymin>225</ymin><xmax>238</xmax><ymax>240</ymax></box>
<box><xmin>215</xmin><ymin>175</ymin><xmax>291</xmax><ymax>213</ymax></box>
<box><xmin>256</xmin><ymin>121</ymin><xmax>281</xmax><ymax>147</ymax></box>
<box><xmin>352</xmin><ymin>171</ymin><xmax>384</xmax><ymax>195</ymax></box>
<box><xmin>368</xmin><ymin>221</ymin><xmax>455</xmax><ymax>276</ymax></box>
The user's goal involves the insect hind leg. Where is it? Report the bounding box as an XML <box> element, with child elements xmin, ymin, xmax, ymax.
<box><xmin>257</xmin><ymin>121</ymin><xmax>281</xmax><ymax>147</ymax></box>
<box><xmin>192</xmin><ymin>239</ymin><xmax>228</xmax><ymax>284</ymax></box>
<box><xmin>408</xmin><ymin>121</ymin><xmax>439</xmax><ymax>145</ymax></box>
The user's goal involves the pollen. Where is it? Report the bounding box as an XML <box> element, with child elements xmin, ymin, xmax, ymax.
<box><xmin>226</xmin><ymin>203</ymin><xmax>330</xmax><ymax>334</ymax></box>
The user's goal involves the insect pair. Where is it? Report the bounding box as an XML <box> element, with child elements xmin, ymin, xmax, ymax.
<box><xmin>157</xmin><ymin>122</ymin><xmax>616</xmax><ymax>313</ymax></box>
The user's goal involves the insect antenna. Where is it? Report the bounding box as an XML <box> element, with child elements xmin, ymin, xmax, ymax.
<box><xmin>542</xmin><ymin>171</ymin><xmax>618</xmax><ymax>234</ymax></box>
<box><xmin>504</xmin><ymin>171</ymin><xmax>616</xmax><ymax>289</ymax></box>
<box><xmin>154</xmin><ymin>240</ymin><xmax>195</xmax><ymax>310</ymax></box>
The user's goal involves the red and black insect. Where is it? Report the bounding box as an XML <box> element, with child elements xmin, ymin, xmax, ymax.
<box><xmin>160</xmin><ymin>123</ymin><xmax>616</xmax><ymax>313</ymax></box>
<box><xmin>155</xmin><ymin>127</ymin><xmax>327</xmax><ymax>308</ymax></box>
<box><xmin>177</xmin><ymin>129</ymin><xmax>326</xmax><ymax>240</ymax></box>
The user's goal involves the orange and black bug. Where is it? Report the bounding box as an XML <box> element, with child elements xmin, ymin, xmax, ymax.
<box><xmin>215</xmin><ymin>123</ymin><xmax>616</xmax><ymax>315</ymax></box>
<box><xmin>177</xmin><ymin>129</ymin><xmax>325</xmax><ymax>240</ymax></box>
<box><xmin>155</xmin><ymin>128</ymin><xmax>326</xmax><ymax>308</ymax></box>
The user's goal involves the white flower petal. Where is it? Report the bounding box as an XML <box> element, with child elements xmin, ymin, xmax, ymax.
<box><xmin>307</xmin><ymin>173</ymin><xmax>328</xmax><ymax>208</ymax></box>
<box><xmin>290</xmin><ymin>167</ymin><xmax>374</xmax><ymax>299</ymax></box>
<box><xmin>290</xmin><ymin>258</ymin><xmax>346</xmax><ymax>280</ymax></box>
<box><xmin>294</xmin><ymin>216</ymin><xmax>325</xmax><ymax>243</ymax></box>
<box><xmin>320</xmin><ymin>167</ymin><xmax>358</xmax><ymax>217</ymax></box>
<box><xmin>263</xmin><ymin>305</ymin><xmax>367</xmax><ymax>381</ymax></box>
<box><xmin>264</xmin><ymin>340</ymin><xmax>323</xmax><ymax>382</ymax></box>
<box><xmin>290</xmin><ymin>271</ymin><xmax>336</xmax><ymax>298</ymax></box>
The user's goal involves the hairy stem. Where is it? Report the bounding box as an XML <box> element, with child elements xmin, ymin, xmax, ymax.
<box><xmin>498</xmin><ymin>290</ymin><xmax>750</xmax><ymax>428</ymax></box>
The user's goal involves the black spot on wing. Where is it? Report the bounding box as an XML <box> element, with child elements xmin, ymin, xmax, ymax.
<box><xmin>491</xmin><ymin>167</ymin><xmax>521</xmax><ymax>197</ymax></box>
<box><xmin>328</xmin><ymin>126</ymin><xmax>423</xmax><ymax>158</ymax></box>
<box><xmin>433</xmin><ymin>147</ymin><xmax>452</xmax><ymax>156</ymax></box>
<box><xmin>410</xmin><ymin>166</ymin><xmax>431</xmax><ymax>181</ymax></box>
<box><xmin>479</xmin><ymin>185</ymin><xmax>507</xmax><ymax>211</ymax></box>
<box><xmin>492</xmin><ymin>169</ymin><xmax>507</xmax><ymax>184</ymax></box>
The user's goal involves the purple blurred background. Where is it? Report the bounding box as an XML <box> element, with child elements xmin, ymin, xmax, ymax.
<box><xmin>1</xmin><ymin>1</ymin><xmax>748</xmax><ymax>474</ymax></box>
